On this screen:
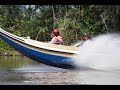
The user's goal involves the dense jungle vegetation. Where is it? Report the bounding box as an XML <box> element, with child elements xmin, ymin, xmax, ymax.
<box><xmin>0</xmin><ymin>5</ymin><xmax>120</xmax><ymax>51</ymax></box>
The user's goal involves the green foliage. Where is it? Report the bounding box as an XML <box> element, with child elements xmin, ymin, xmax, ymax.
<box><xmin>0</xmin><ymin>5</ymin><xmax>119</xmax><ymax>50</ymax></box>
<box><xmin>58</xmin><ymin>18</ymin><xmax>82</xmax><ymax>45</ymax></box>
<box><xmin>57</xmin><ymin>6</ymin><xmax>106</xmax><ymax>45</ymax></box>
<box><xmin>0</xmin><ymin>39</ymin><xmax>12</xmax><ymax>51</ymax></box>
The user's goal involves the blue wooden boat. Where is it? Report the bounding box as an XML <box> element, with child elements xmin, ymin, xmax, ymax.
<box><xmin>0</xmin><ymin>28</ymin><xmax>79</xmax><ymax>69</ymax></box>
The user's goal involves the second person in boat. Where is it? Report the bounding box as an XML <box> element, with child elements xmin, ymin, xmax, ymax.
<box><xmin>49</xmin><ymin>27</ymin><xmax>63</xmax><ymax>45</ymax></box>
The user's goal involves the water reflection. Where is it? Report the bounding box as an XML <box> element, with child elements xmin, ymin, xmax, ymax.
<box><xmin>0</xmin><ymin>56</ymin><xmax>38</xmax><ymax>70</ymax></box>
<box><xmin>0</xmin><ymin>56</ymin><xmax>74</xmax><ymax>85</ymax></box>
<box><xmin>0</xmin><ymin>56</ymin><xmax>66</xmax><ymax>72</ymax></box>
<box><xmin>0</xmin><ymin>56</ymin><xmax>38</xmax><ymax>84</ymax></box>
<box><xmin>1</xmin><ymin>56</ymin><xmax>120</xmax><ymax>85</ymax></box>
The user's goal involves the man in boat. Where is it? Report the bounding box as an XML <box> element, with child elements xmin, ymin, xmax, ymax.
<box><xmin>49</xmin><ymin>27</ymin><xmax>63</xmax><ymax>45</ymax></box>
<box><xmin>76</xmin><ymin>33</ymin><xmax>91</xmax><ymax>47</ymax></box>
<box><xmin>80</xmin><ymin>33</ymin><xmax>91</xmax><ymax>41</ymax></box>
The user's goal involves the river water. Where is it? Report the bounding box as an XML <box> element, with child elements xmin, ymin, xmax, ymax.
<box><xmin>0</xmin><ymin>56</ymin><xmax>79</xmax><ymax>85</ymax></box>
<box><xmin>1</xmin><ymin>33</ymin><xmax>120</xmax><ymax>85</ymax></box>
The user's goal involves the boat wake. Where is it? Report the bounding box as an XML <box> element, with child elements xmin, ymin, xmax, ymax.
<box><xmin>74</xmin><ymin>33</ymin><xmax>120</xmax><ymax>70</ymax></box>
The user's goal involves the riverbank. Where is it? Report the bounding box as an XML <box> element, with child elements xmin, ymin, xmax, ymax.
<box><xmin>0</xmin><ymin>51</ymin><xmax>23</xmax><ymax>56</ymax></box>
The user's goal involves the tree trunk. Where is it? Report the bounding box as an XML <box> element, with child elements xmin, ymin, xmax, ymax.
<box><xmin>52</xmin><ymin>5</ymin><xmax>56</xmax><ymax>28</ymax></box>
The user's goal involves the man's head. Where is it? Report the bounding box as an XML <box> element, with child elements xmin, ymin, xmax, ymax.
<box><xmin>53</xmin><ymin>28</ymin><xmax>59</xmax><ymax>33</ymax></box>
<box><xmin>53</xmin><ymin>28</ymin><xmax>60</xmax><ymax>36</ymax></box>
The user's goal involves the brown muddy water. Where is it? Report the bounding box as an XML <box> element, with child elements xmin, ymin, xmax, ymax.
<box><xmin>1</xmin><ymin>56</ymin><xmax>120</xmax><ymax>85</ymax></box>
<box><xmin>0</xmin><ymin>56</ymin><xmax>79</xmax><ymax>85</ymax></box>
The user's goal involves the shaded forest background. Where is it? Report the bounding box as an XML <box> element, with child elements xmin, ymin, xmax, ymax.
<box><xmin>0</xmin><ymin>5</ymin><xmax>120</xmax><ymax>51</ymax></box>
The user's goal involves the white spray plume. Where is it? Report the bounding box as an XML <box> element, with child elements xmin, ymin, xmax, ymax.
<box><xmin>74</xmin><ymin>33</ymin><xmax>120</xmax><ymax>70</ymax></box>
